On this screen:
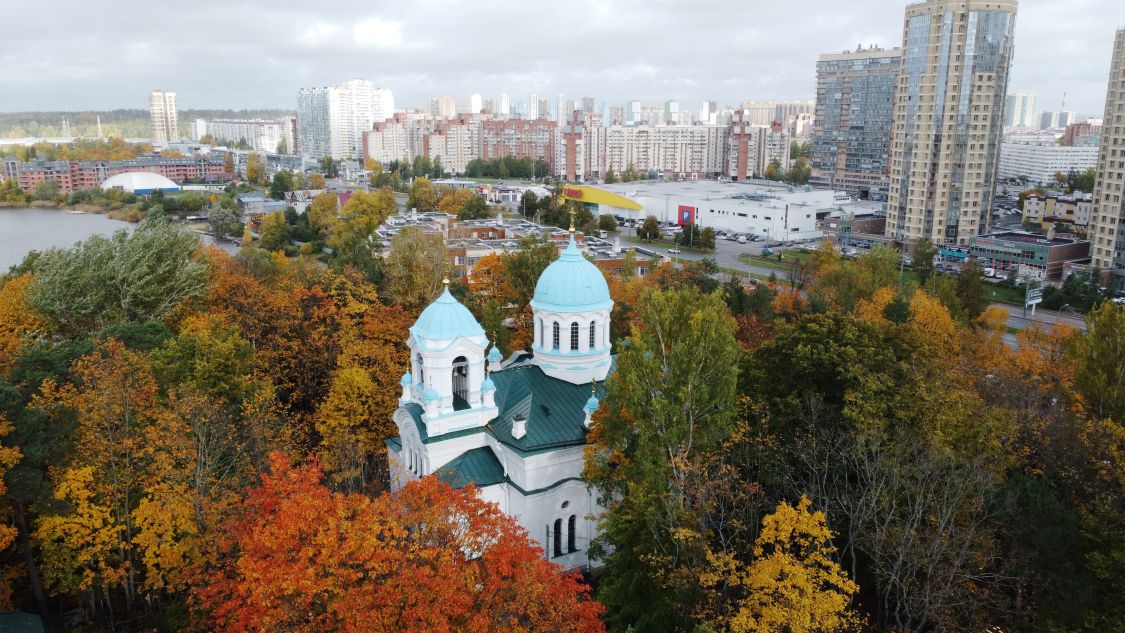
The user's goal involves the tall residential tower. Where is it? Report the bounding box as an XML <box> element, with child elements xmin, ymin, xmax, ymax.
<box><xmin>149</xmin><ymin>90</ymin><xmax>179</xmax><ymax>144</ymax></box>
<box><xmin>884</xmin><ymin>0</ymin><xmax>1017</xmax><ymax>245</ymax></box>
<box><xmin>1088</xmin><ymin>28</ymin><xmax>1125</xmax><ymax>276</ymax></box>
<box><xmin>811</xmin><ymin>46</ymin><xmax>901</xmax><ymax>200</ymax></box>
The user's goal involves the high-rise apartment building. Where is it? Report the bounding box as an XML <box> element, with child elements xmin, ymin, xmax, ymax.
<box><xmin>555</xmin><ymin>94</ymin><xmax>567</xmax><ymax>123</ymax></box>
<box><xmin>296</xmin><ymin>80</ymin><xmax>394</xmax><ymax>159</ymax></box>
<box><xmin>499</xmin><ymin>94</ymin><xmax>511</xmax><ymax>117</ymax></box>
<box><xmin>1003</xmin><ymin>92</ymin><xmax>1036</xmax><ymax>127</ymax></box>
<box><xmin>1088</xmin><ymin>28</ymin><xmax>1125</xmax><ymax>275</ymax></box>
<box><xmin>811</xmin><ymin>46</ymin><xmax>901</xmax><ymax>200</ymax></box>
<box><xmin>884</xmin><ymin>0</ymin><xmax>1017</xmax><ymax>245</ymax></box>
<box><xmin>149</xmin><ymin>90</ymin><xmax>179</xmax><ymax>144</ymax></box>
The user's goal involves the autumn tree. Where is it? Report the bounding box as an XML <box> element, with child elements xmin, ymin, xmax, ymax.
<box><xmin>383</xmin><ymin>226</ymin><xmax>447</xmax><ymax>310</ymax></box>
<box><xmin>329</xmin><ymin>188</ymin><xmax>395</xmax><ymax>281</ymax></box>
<box><xmin>409</xmin><ymin>176</ymin><xmax>438</xmax><ymax>211</ymax></box>
<box><xmin>702</xmin><ymin>496</ymin><xmax>861</xmax><ymax>633</ymax></box>
<box><xmin>436</xmin><ymin>187</ymin><xmax>473</xmax><ymax>216</ymax></box>
<box><xmin>0</xmin><ymin>275</ymin><xmax>47</xmax><ymax>377</ymax></box>
<box><xmin>307</xmin><ymin>191</ymin><xmax>338</xmax><ymax>233</ymax></box>
<box><xmin>198</xmin><ymin>455</ymin><xmax>605</xmax><ymax>632</ymax></box>
<box><xmin>208</xmin><ymin>206</ymin><xmax>242</xmax><ymax>238</ymax></box>
<box><xmin>258</xmin><ymin>212</ymin><xmax>290</xmax><ymax>251</ymax></box>
<box><xmin>245</xmin><ymin>154</ymin><xmax>264</xmax><ymax>184</ymax></box>
<box><xmin>35</xmin><ymin>340</ymin><xmax>159</xmax><ymax>614</ymax></box>
<box><xmin>585</xmin><ymin>286</ymin><xmax>741</xmax><ymax>631</ymax></box>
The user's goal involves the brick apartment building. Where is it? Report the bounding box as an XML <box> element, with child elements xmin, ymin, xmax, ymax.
<box><xmin>16</xmin><ymin>156</ymin><xmax>230</xmax><ymax>193</ymax></box>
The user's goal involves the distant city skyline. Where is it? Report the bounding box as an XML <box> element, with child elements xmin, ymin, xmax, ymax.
<box><xmin>0</xmin><ymin>0</ymin><xmax>1120</xmax><ymax>115</ymax></box>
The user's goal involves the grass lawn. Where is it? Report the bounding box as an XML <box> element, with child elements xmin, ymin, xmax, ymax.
<box><xmin>738</xmin><ymin>249</ymin><xmax>813</xmax><ymax>271</ymax></box>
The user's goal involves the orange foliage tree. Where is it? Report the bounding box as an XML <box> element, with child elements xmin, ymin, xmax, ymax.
<box><xmin>198</xmin><ymin>454</ymin><xmax>605</xmax><ymax>632</ymax></box>
<box><xmin>0</xmin><ymin>275</ymin><xmax>47</xmax><ymax>377</ymax></box>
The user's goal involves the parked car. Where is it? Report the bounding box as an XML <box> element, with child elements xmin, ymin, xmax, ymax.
<box><xmin>668</xmin><ymin>248</ymin><xmax>681</xmax><ymax>254</ymax></box>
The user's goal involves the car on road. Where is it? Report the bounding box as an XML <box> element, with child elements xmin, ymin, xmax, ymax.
<box><xmin>668</xmin><ymin>248</ymin><xmax>681</xmax><ymax>254</ymax></box>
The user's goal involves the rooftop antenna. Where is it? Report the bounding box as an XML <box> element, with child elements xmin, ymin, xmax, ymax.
<box><xmin>96</xmin><ymin>115</ymin><xmax>103</xmax><ymax>139</ymax></box>
<box><xmin>62</xmin><ymin>117</ymin><xmax>70</xmax><ymax>138</ymax></box>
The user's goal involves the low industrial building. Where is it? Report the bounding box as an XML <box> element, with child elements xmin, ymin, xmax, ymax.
<box><xmin>968</xmin><ymin>231</ymin><xmax>1090</xmax><ymax>280</ymax></box>
<box><xmin>583</xmin><ymin>181</ymin><xmax>844</xmax><ymax>241</ymax></box>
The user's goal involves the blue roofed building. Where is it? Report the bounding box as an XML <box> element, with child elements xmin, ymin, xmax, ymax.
<box><xmin>388</xmin><ymin>222</ymin><xmax>612</xmax><ymax>570</ymax></box>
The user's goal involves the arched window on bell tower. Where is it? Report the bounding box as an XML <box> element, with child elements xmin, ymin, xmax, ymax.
<box><xmin>451</xmin><ymin>355</ymin><xmax>469</xmax><ymax>411</ymax></box>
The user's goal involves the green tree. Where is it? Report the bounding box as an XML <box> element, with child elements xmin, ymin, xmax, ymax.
<box><xmin>268</xmin><ymin>171</ymin><xmax>293</xmax><ymax>200</ymax></box>
<box><xmin>604</xmin><ymin>170</ymin><xmax>619</xmax><ymax>184</ymax></box>
<box><xmin>597</xmin><ymin>214</ymin><xmax>617</xmax><ymax>233</ymax></box>
<box><xmin>638</xmin><ymin>215</ymin><xmax>662</xmax><ymax>241</ymax></box>
<box><xmin>1072</xmin><ymin>301</ymin><xmax>1125</xmax><ymax>421</ymax></box>
<box><xmin>32</xmin><ymin>180</ymin><xmax>60</xmax><ymax>202</ymax></box>
<box><xmin>258</xmin><ymin>212</ymin><xmax>290</xmax><ymax>251</ymax></box>
<box><xmin>207</xmin><ymin>206</ymin><xmax>242</xmax><ymax>238</ymax></box>
<box><xmin>622</xmin><ymin>163</ymin><xmax>638</xmax><ymax>182</ymax></box>
<box><xmin>501</xmin><ymin>235</ymin><xmax>558</xmax><ymax>306</ymax></box>
<box><xmin>28</xmin><ymin>216</ymin><xmax>208</xmax><ymax>335</ymax></box>
<box><xmin>620</xmin><ymin>248</ymin><xmax>637</xmax><ymax>280</ymax></box>
<box><xmin>319</xmin><ymin>156</ymin><xmax>339</xmax><ymax>178</ymax></box>
<box><xmin>459</xmin><ymin>195</ymin><xmax>490</xmax><ymax>221</ymax></box>
<box><xmin>913</xmin><ymin>238</ymin><xmax>938</xmax><ymax>286</ymax></box>
<box><xmin>585</xmin><ymin>287</ymin><xmax>740</xmax><ymax>632</ymax></box>
<box><xmin>956</xmin><ymin>258</ymin><xmax>988</xmax><ymax>320</ymax></box>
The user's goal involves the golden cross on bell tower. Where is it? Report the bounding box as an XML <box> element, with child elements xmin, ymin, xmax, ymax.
<box><xmin>568</xmin><ymin>207</ymin><xmax>576</xmax><ymax>233</ymax></box>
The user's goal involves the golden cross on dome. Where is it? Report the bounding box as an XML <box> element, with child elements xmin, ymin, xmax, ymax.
<box><xmin>568</xmin><ymin>207</ymin><xmax>577</xmax><ymax>232</ymax></box>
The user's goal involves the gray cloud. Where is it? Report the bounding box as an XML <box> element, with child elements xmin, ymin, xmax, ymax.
<box><xmin>0</xmin><ymin>0</ymin><xmax>1119</xmax><ymax>116</ymax></box>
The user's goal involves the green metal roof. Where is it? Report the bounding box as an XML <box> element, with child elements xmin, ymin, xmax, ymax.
<box><xmin>488</xmin><ymin>364</ymin><xmax>606</xmax><ymax>452</ymax></box>
<box><xmin>435</xmin><ymin>447</ymin><xmax>505</xmax><ymax>488</ymax></box>
<box><xmin>389</xmin><ymin>357</ymin><xmax>613</xmax><ymax>458</ymax></box>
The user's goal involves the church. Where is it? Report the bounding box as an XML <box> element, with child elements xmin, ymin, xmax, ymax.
<box><xmin>386</xmin><ymin>223</ymin><xmax>613</xmax><ymax>570</ymax></box>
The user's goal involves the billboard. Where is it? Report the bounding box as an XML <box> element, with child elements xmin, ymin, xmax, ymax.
<box><xmin>677</xmin><ymin>205</ymin><xmax>696</xmax><ymax>225</ymax></box>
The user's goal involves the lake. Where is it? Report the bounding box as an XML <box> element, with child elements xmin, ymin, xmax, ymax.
<box><xmin>0</xmin><ymin>207</ymin><xmax>235</xmax><ymax>272</ymax></box>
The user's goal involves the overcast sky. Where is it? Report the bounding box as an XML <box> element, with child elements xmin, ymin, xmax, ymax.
<box><xmin>0</xmin><ymin>0</ymin><xmax>1120</xmax><ymax>116</ymax></box>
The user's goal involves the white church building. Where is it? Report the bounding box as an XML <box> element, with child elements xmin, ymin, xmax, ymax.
<box><xmin>386</xmin><ymin>226</ymin><xmax>613</xmax><ymax>569</ymax></box>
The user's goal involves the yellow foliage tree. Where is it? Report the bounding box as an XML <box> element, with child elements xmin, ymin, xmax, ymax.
<box><xmin>35</xmin><ymin>467</ymin><xmax>123</xmax><ymax>596</ymax></box>
<box><xmin>315</xmin><ymin>366</ymin><xmax>384</xmax><ymax>491</ymax></box>
<box><xmin>0</xmin><ymin>275</ymin><xmax>47</xmax><ymax>376</ymax></box>
<box><xmin>307</xmin><ymin>192</ymin><xmax>339</xmax><ymax>233</ymax></box>
<box><xmin>245</xmin><ymin>154</ymin><xmax>264</xmax><ymax>184</ymax></box>
<box><xmin>703</xmin><ymin>496</ymin><xmax>860</xmax><ymax>633</ymax></box>
<box><xmin>437</xmin><ymin>188</ymin><xmax>474</xmax><ymax>216</ymax></box>
<box><xmin>0</xmin><ymin>416</ymin><xmax>18</xmax><ymax>609</ymax></box>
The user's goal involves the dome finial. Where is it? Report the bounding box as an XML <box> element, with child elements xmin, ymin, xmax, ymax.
<box><xmin>442</xmin><ymin>276</ymin><xmax>450</xmax><ymax>288</ymax></box>
<box><xmin>568</xmin><ymin>207</ymin><xmax>576</xmax><ymax>233</ymax></box>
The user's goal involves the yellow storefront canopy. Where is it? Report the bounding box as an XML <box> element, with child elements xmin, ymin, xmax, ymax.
<box><xmin>558</xmin><ymin>185</ymin><xmax>643</xmax><ymax>211</ymax></box>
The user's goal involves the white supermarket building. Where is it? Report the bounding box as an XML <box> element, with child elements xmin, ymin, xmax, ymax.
<box><xmin>588</xmin><ymin>180</ymin><xmax>847</xmax><ymax>241</ymax></box>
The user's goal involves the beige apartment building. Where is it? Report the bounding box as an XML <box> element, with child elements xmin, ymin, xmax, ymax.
<box><xmin>149</xmin><ymin>90</ymin><xmax>178</xmax><ymax>144</ymax></box>
<box><xmin>1089</xmin><ymin>28</ymin><xmax>1125</xmax><ymax>276</ymax></box>
<box><xmin>884</xmin><ymin>0</ymin><xmax>1017</xmax><ymax>246</ymax></box>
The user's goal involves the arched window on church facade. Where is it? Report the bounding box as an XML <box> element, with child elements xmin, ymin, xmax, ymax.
<box><xmin>589</xmin><ymin>320</ymin><xmax>596</xmax><ymax>349</ymax></box>
<box><xmin>552</xmin><ymin>322</ymin><xmax>560</xmax><ymax>350</ymax></box>
<box><xmin>553</xmin><ymin>518</ymin><xmax>563</xmax><ymax>557</ymax></box>
<box><xmin>415</xmin><ymin>353</ymin><xmax>424</xmax><ymax>386</ymax></box>
<box><xmin>570</xmin><ymin>322</ymin><xmax>579</xmax><ymax>351</ymax></box>
<box><xmin>568</xmin><ymin>515</ymin><xmax>577</xmax><ymax>552</ymax></box>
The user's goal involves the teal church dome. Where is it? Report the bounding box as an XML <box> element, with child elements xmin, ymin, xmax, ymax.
<box><xmin>410</xmin><ymin>286</ymin><xmax>485</xmax><ymax>340</ymax></box>
<box><xmin>530</xmin><ymin>234</ymin><xmax>613</xmax><ymax>312</ymax></box>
